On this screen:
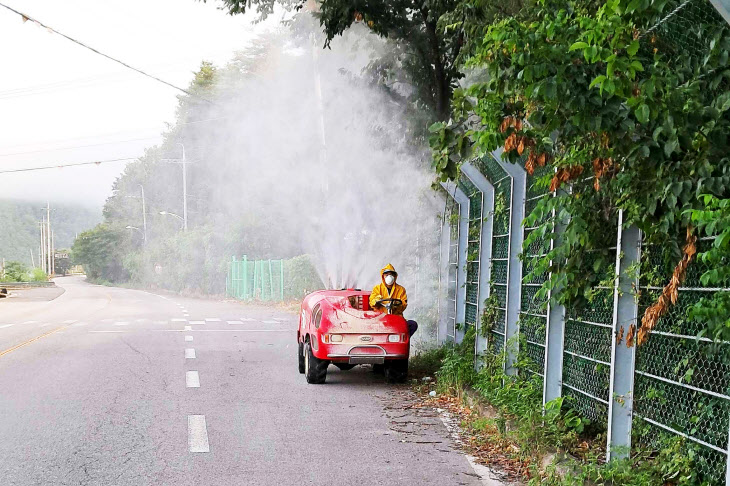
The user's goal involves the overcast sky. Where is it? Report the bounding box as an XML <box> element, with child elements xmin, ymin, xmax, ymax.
<box><xmin>0</xmin><ymin>0</ymin><xmax>270</xmax><ymax>208</ymax></box>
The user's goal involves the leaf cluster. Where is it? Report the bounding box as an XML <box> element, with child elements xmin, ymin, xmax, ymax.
<box><xmin>430</xmin><ymin>0</ymin><xmax>730</xmax><ymax>328</ymax></box>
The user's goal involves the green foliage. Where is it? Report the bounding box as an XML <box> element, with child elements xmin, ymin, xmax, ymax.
<box><xmin>437</xmin><ymin>327</ymin><xmax>479</xmax><ymax>391</ymax></box>
<box><xmin>214</xmin><ymin>0</ymin><xmax>524</xmax><ymax>122</ymax></box>
<box><xmin>0</xmin><ymin>200</ymin><xmax>100</xmax><ymax>267</ymax></box>
<box><xmin>72</xmin><ymin>224</ymin><xmax>131</xmax><ymax>283</ymax></box>
<box><xmin>29</xmin><ymin>267</ymin><xmax>48</xmax><ymax>282</ymax></box>
<box><xmin>282</xmin><ymin>255</ymin><xmax>324</xmax><ymax>300</ymax></box>
<box><xmin>409</xmin><ymin>346</ymin><xmax>448</xmax><ymax>377</ymax></box>
<box><xmin>0</xmin><ymin>261</ymin><xmax>47</xmax><ymax>283</ymax></box>
<box><xmin>431</xmin><ymin>325</ymin><xmax>697</xmax><ymax>483</ymax></box>
<box><xmin>1</xmin><ymin>261</ymin><xmax>29</xmax><ymax>282</ymax></box>
<box><xmin>685</xmin><ymin>194</ymin><xmax>730</xmax><ymax>341</ymax></box>
<box><xmin>536</xmin><ymin>436</ymin><xmax>697</xmax><ymax>485</ymax></box>
<box><xmin>430</xmin><ymin>0</ymin><xmax>730</xmax><ymax>335</ymax></box>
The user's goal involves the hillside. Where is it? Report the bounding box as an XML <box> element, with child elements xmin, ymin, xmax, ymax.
<box><xmin>0</xmin><ymin>200</ymin><xmax>101</xmax><ymax>266</ymax></box>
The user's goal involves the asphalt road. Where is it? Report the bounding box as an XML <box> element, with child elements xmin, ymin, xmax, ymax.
<box><xmin>0</xmin><ymin>276</ymin><xmax>491</xmax><ymax>486</ymax></box>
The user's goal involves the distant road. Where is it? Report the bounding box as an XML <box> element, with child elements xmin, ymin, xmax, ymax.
<box><xmin>0</xmin><ymin>276</ymin><xmax>489</xmax><ymax>486</ymax></box>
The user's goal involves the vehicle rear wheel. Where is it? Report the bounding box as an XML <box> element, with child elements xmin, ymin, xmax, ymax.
<box><xmin>298</xmin><ymin>342</ymin><xmax>305</xmax><ymax>374</ymax></box>
<box><xmin>334</xmin><ymin>363</ymin><xmax>356</xmax><ymax>371</ymax></box>
<box><xmin>304</xmin><ymin>341</ymin><xmax>328</xmax><ymax>384</ymax></box>
<box><xmin>385</xmin><ymin>359</ymin><xmax>408</xmax><ymax>384</ymax></box>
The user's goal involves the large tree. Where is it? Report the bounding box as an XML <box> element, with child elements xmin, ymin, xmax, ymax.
<box><xmin>208</xmin><ymin>0</ymin><xmax>523</xmax><ymax>121</ymax></box>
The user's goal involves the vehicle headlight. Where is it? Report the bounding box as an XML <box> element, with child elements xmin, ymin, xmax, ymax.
<box><xmin>388</xmin><ymin>334</ymin><xmax>400</xmax><ymax>343</ymax></box>
<box><xmin>330</xmin><ymin>334</ymin><xmax>343</xmax><ymax>343</ymax></box>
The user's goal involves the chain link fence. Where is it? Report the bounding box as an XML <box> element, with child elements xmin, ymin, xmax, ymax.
<box><xmin>432</xmin><ymin>1</ymin><xmax>730</xmax><ymax>480</ymax></box>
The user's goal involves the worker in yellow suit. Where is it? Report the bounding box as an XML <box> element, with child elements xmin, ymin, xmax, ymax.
<box><xmin>369</xmin><ymin>263</ymin><xmax>418</xmax><ymax>336</ymax></box>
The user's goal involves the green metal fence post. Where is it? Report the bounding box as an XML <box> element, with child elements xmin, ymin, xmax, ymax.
<box><xmin>253</xmin><ymin>260</ymin><xmax>259</xmax><ymax>300</ymax></box>
<box><xmin>238</xmin><ymin>259</ymin><xmax>244</xmax><ymax>299</ymax></box>
<box><xmin>242</xmin><ymin>255</ymin><xmax>248</xmax><ymax>300</ymax></box>
<box><xmin>268</xmin><ymin>259</ymin><xmax>274</xmax><ymax>302</ymax></box>
<box><xmin>233</xmin><ymin>256</ymin><xmax>238</xmax><ymax>298</ymax></box>
<box><xmin>263</xmin><ymin>260</ymin><xmax>269</xmax><ymax>301</ymax></box>
<box><xmin>226</xmin><ymin>257</ymin><xmax>233</xmax><ymax>297</ymax></box>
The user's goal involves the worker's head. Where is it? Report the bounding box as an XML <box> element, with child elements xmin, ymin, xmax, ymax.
<box><xmin>381</xmin><ymin>263</ymin><xmax>397</xmax><ymax>287</ymax></box>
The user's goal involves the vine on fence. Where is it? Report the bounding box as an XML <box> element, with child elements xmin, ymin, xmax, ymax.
<box><xmin>429</xmin><ymin>0</ymin><xmax>730</xmax><ymax>343</ymax></box>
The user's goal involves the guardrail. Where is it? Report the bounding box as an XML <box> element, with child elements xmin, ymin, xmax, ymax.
<box><xmin>0</xmin><ymin>281</ymin><xmax>56</xmax><ymax>290</ymax></box>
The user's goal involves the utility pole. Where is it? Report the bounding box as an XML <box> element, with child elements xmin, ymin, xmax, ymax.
<box><xmin>30</xmin><ymin>248</ymin><xmax>35</xmax><ymax>268</ymax></box>
<box><xmin>160</xmin><ymin>144</ymin><xmax>188</xmax><ymax>232</ymax></box>
<box><xmin>46</xmin><ymin>203</ymin><xmax>52</xmax><ymax>276</ymax></box>
<box><xmin>139</xmin><ymin>183</ymin><xmax>147</xmax><ymax>244</ymax></box>
<box><xmin>180</xmin><ymin>144</ymin><xmax>188</xmax><ymax>232</ymax></box>
<box><xmin>51</xmin><ymin>230</ymin><xmax>55</xmax><ymax>275</ymax></box>
<box><xmin>40</xmin><ymin>218</ymin><xmax>46</xmax><ymax>273</ymax></box>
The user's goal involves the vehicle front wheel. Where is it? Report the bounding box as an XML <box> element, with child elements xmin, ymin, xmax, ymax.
<box><xmin>385</xmin><ymin>359</ymin><xmax>408</xmax><ymax>384</ymax></box>
<box><xmin>304</xmin><ymin>341</ymin><xmax>328</xmax><ymax>384</ymax></box>
<box><xmin>298</xmin><ymin>342</ymin><xmax>305</xmax><ymax>374</ymax></box>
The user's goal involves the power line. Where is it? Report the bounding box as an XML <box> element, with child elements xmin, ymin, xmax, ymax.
<box><xmin>0</xmin><ymin>157</ymin><xmax>136</xmax><ymax>174</ymax></box>
<box><xmin>0</xmin><ymin>2</ymin><xmax>215</xmax><ymax>105</ymax></box>
<box><xmin>0</xmin><ymin>117</ymin><xmax>228</xmax><ymax>154</ymax></box>
<box><xmin>0</xmin><ymin>136</ymin><xmax>159</xmax><ymax>157</ymax></box>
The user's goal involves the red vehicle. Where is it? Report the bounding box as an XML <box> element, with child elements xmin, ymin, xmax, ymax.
<box><xmin>297</xmin><ymin>289</ymin><xmax>410</xmax><ymax>384</ymax></box>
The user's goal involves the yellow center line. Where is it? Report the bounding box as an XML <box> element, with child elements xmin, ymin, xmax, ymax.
<box><xmin>0</xmin><ymin>325</ymin><xmax>69</xmax><ymax>359</ymax></box>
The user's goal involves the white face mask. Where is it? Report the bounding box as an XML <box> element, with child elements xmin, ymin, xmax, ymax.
<box><xmin>384</xmin><ymin>275</ymin><xmax>395</xmax><ymax>286</ymax></box>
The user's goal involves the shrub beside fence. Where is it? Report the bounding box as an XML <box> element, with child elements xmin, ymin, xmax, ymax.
<box><xmin>439</xmin><ymin>153</ymin><xmax>730</xmax><ymax>483</ymax></box>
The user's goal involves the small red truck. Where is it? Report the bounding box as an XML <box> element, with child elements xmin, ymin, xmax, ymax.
<box><xmin>297</xmin><ymin>289</ymin><xmax>410</xmax><ymax>384</ymax></box>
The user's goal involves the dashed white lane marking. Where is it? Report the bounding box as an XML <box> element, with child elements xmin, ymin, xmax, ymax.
<box><xmin>185</xmin><ymin>335</ymin><xmax>193</xmax><ymax>342</ymax></box>
<box><xmin>273</xmin><ymin>318</ymin><xmax>287</xmax><ymax>322</ymax></box>
<box><xmin>184</xmin><ymin>325</ymin><xmax>192</xmax><ymax>331</ymax></box>
<box><xmin>153</xmin><ymin>320</ymin><xmax>167</xmax><ymax>325</ymax></box>
<box><xmin>135</xmin><ymin>319</ymin><xmax>147</xmax><ymax>323</ymax></box>
<box><xmin>188</xmin><ymin>415</ymin><xmax>210</xmax><ymax>453</ymax></box>
<box><xmin>0</xmin><ymin>324</ymin><xmax>14</xmax><ymax>329</ymax></box>
<box><xmin>101</xmin><ymin>319</ymin><xmax>113</xmax><ymax>323</ymax></box>
<box><xmin>204</xmin><ymin>318</ymin><xmax>221</xmax><ymax>322</ymax></box>
<box><xmin>39</xmin><ymin>323</ymin><xmax>51</xmax><ymax>327</ymax></box>
<box><xmin>262</xmin><ymin>320</ymin><xmax>279</xmax><ymax>324</ymax></box>
<box><xmin>171</xmin><ymin>318</ymin><xmax>187</xmax><ymax>322</ymax></box>
<box><xmin>72</xmin><ymin>322</ymin><xmax>88</xmax><ymax>327</ymax></box>
<box><xmin>183</xmin><ymin>313</ymin><xmax>190</xmax><ymax>317</ymax></box>
<box><xmin>240</xmin><ymin>318</ymin><xmax>257</xmax><ymax>322</ymax></box>
<box><xmin>189</xmin><ymin>320</ymin><xmax>205</xmax><ymax>325</ymax></box>
<box><xmin>114</xmin><ymin>322</ymin><xmax>130</xmax><ymax>326</ymax></box>
<box><xmin>185</xmin><ymin>348</ymin><xmax>196</xmax><ymax>359</ymax></box>
<box><xmin>227</xmin><ymin>320</ymin><xmax>244</xmax><ymax>325</ymax></box>
<box><xmin>90</xmin><ymin>330</ymin><xmax>125</xmax><ymax>333</ymax></box>
<box><xmin>62</xmin><ymin>320</ymin><xmax>77</xmax><ymax>324</ymax></box>
<box><xmin>21</xmin><ymin>320</ymin><xmax>38</xmax><ymax>324</ymax></box>
<box><xmin>186</xmin><ymin>371</ymin><xmax>200</xmax><ymax>388</ymax></box>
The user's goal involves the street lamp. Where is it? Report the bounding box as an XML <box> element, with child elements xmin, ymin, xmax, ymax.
<box><xmin>160</xmin><ymin>143</ymin><xmax>188</xmax><ymax>231</ymax></box>
<box><xmin>159</xmin><ymin>211</ymin><xmax>185</xmax><ymax>230</ymax></box>
<box><xmin>125</xmin><ymin>183</ymin><xmax>147</xmax><ymax>244</ymax></box>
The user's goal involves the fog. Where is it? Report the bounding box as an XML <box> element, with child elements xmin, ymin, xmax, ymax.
<box><xmin>176</xmin><ymin>15</ymin><xmax>444</xmax><ymax>324</ymax></box>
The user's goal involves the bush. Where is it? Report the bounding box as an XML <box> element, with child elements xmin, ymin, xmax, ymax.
<box><xmin>409</xmin><ymin>346</ymin><xmax>447</xmax><ymax>378</ymax></box>
<box><xmin>2</xmin><ymin>261</ymin><xmax>29</xmax><ymax>282</ymax></box>
<box><xmin>282</xmin><ymin>255</ymin><xmax>324</xmax><ymax>300</ymax></box>
<box><xmin>29</xmin><ymin>268</ymin><xmax>47</xmax><ymax>282</ymax></box>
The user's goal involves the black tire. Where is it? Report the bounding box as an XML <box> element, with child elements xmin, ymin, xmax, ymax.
<box><xmin>372</xmin><ymin>363</ymin><xmax>385</xmax><ymax>375</ymax></box>
<box><xmin>385</xmin><ymin>359</ymin><xmax>408</xmax><ymax>384</ymax></box>
<box><xmin>334</xmin><ymin>363</ymin><xmax>356</xmax><ymax>371</ymax></box>
<box><xmin>298</xmin><ymin>342</ymin><xmax>305</xmax><ymax>374</ymax></box>
<box><xmin>304</xmin><ymin>341</ymin><xmax>328</xmax><ymax>384</ymax></box>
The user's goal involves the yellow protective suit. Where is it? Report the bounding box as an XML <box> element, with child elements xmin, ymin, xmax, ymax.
<box><xmin>369</xmin><ymin>263</ymin><xmax>408</xmax><ymax>316</ymax></box>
